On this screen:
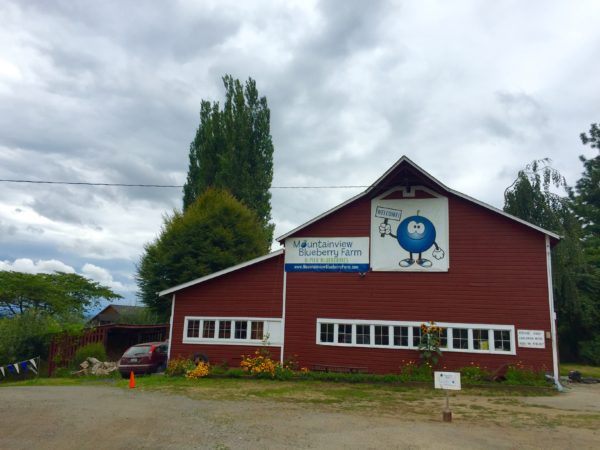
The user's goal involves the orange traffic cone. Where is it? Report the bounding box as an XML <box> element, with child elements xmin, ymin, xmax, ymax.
<box><xmin>129</xmin><ymin>370</ymin><xmax>136</xmax><ymax>389</ymax></box>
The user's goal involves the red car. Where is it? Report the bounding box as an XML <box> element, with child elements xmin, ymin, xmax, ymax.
<box><xmin>118</xmin><ymin>341</ymin><xmax>168</xmax><ymax>378</ymax></box>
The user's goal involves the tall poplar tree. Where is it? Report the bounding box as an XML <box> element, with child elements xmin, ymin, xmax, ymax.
<box><xmin>183</xmin><ymin>75</ymin><xmax>274</xmax><ymax>245</ymax></box>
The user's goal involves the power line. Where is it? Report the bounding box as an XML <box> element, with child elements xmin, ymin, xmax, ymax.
<box><xmin>0</xmin><ymin>178</ymin><xmax>369</xmax><ymax>189</ymax></box>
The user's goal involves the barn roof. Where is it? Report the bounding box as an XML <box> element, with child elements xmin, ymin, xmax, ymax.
<box><xmin>158</xmin><ymin>249</ymin><xmax>284</xmax><ymax>296</ymax></box>
<box><xmin>276</xmin><ymin>155</ymin><xmax>560</xmax><ymax>242</ymax></box>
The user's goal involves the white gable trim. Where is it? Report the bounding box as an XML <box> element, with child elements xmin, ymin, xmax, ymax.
<box><xmin>158</xmin><ymin>249</ymin><xmax>284</xmax><ymax>296</ymax></box>
<box><xmin>276</xmin><ymin>156</ymin><xmax>560</xmax><ymax>241</ymax></box>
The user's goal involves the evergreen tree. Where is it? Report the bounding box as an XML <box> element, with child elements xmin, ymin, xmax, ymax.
<box><xmin>569</xmin><ymin>123</ymin><xmax>600</xmax><ymax>363</ymax></box>
<box><xmin>137</xmin><ymin>189</ymin><xmax>269</xmax><ymax>319</ymax></box>
<box><xmin>183</xmin><ymin>75</ymin><xmax>274</xmax><ymax>245</ymax></box>
<box><xmin>503</xmin><ymin>159</ymin><xmax>597</xmax><ymax>361</ymax></box>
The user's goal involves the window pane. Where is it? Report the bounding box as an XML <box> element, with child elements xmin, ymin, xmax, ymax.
<box><xmin>412</xmin><ymin>327</ymin><xmax>422</xmax><ymax>347</ymax></box>
<box><xmin>494</xmin><ymin>330</ymin><xmax>511</xmax><ymax>351</ymax></box>
<box><xmin>235</xmin><ymin>321</ymin><xmax>248</xmax><ymax>339</ymax></box>
<box><xmin>452</xmin><ymin>328</ymin><xmax>468</xmax><ymax>349</ymax></box>
<box><xmin>439</xmin><ymin>328</ymin><xmax>448</xmax><ymax>348</ymax></box>
<box><xmin>251</xmin><ymin>321</ymin><xmax>264</xmax><ymax>340</ymax></box>
<box><xmin>320</xmin><ymin>323</ymin><xmax>334</xmax><ymax>342</ymax></box>
<box><xmin>374</xmin><ymin>325</ymin><xmax>389</xmax><ymax>346</ymax></box>
<box><xmin>218</xmin><ymin>321</ymin><xmax>231</xmax><ymax>339</ymax></box>
<box><xmin>338</xmin><ymin>324</ymin><xmax>352</xmax><ymax>344</ymax></box>
<box><xmin>356</xmin><ymin>325</ymin><xmax>370</xmax><ymax>345</ymax></box>
<box><xmin>202</xmin><ymin>320</ymin><xmax>215</xmax><ymax>338</ymax></box>
<box><xmin>187</xmin><ymin>320</ymin><xmax>200</xmax><ymax>338</ymax></box>
<box><xmin>473</xmin><ymin>329</ymin><xmax>489</xmax><ymax>350</ymax></box>
<box><xmin>393</xmin><ymin>326</ymin><xmax>408</xmax><ymax>346</ymax></box>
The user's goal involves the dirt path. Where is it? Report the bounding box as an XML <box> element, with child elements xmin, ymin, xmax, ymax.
<box><xmin>0</xmin><ymin>384</ymin><xmax>599</xmax><ymax>449</ymax></box>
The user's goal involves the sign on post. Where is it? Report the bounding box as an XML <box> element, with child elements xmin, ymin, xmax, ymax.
<box><xmin>434</xmin><ymin>371</ymin><xmax>461</xmax><ymax>390</ymax></box>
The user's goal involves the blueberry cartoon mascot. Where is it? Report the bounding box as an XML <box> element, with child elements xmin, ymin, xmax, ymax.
<box><xmin>379</xmin><ymin>210</ymin><xmax>445</xmax><ymax>268</ymax></box>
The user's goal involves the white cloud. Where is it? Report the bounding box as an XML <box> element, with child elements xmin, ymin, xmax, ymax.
<box><xmin>0</xmin><ymin>258</ymin><xmax>75</xmax><ymax>274</ymax></box>
<box><xmin>81</xmin><ymin>263</ymin><xmax>136</xmax><ymax>294</ymax></box>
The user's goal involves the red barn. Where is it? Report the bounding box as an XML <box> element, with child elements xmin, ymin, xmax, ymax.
<box><xmin>161</xmin><ymin>156</ymin><xmax>561</xmax><ymax>386</ymax></box>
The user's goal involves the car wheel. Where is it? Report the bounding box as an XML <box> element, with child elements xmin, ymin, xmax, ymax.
<box><xmin>120</xmin><ymin>372</ymin><xmax>129</xmax><ymax>379</ymax></box>
<box><xmin>156</xmin><ymin>363</ymin><xmax>167</xmax><ymax>374</ymax></box>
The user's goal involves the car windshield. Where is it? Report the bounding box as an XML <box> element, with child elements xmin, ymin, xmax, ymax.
<box><xmin>124</xmin><ymin>345</ymin><xmax>152</xmax><ymax>356</ymax></box>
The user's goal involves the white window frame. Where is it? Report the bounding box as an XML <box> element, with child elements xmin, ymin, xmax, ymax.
<box><xmin>316</xmin><ymin>318</ymin><xmax>516</xmax><ymax>355</ymax></box>
<box><xmin>183</xmin><ymin>316</ymin><xmax>283</xmax><ymax>346</ymax></box>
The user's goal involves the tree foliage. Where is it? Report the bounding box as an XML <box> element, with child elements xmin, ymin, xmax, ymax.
<box><xmin>183</xmin><ymin>75</ymin><xmax>275</xmax><ymax>245</ymax></box>
<box><xmin>571</xmin><ymin>123</ymin><xmax>600</xmax><ymax>261</ymax></box>
<box><xmin>504</xmin><ymin>154</ymin><xmax>600</xmax><ymax>363</ymax></box>
<box><xmin>137</xmin><ymin>188</ymin><xmax>270</xmax><ymax>319</ymax></box>
<box><xmin>0</xmin><ymin>272</ymin><xmax>120</xmax><ymax>363</ymax></box>
<box><xmin>0</xmin><ymin>271</ymin><xmax>121</xmax><ymax>318</ymax></box>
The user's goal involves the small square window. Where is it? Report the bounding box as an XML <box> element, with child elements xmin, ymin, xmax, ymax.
<box><xmin>218</xmin><ymin>321</ymin><xmax>231</xmax><ymax>339</ymax></box>
<box><xmin>452</xmin><ymin>328</ymin><xmax>468</xmax><ymax>349</ymax></box>
<box><xmin>320</xmin><ymin>323</ymin><xmax>334</xmax><ymax>343</ymax></box>
<box><xmin>187</xmin><ymin>320</ymin><xmax>200</xmax><ymax>338</ymax></box>
<box><xmin>393</xmin><ymin>326</ymin><xmax>408</xmax><ymax>347</ymax></box>
<box><xmin>374</xmin><ymin>326</ymin><xmax>389</xmax><ymax>346</ymax></box>
<box><xmin>494</xmin><ymin>330</ymin><xmax>511</xmax><ymax>351</ymax></box>
<box><xmin>235</xmin><ymin>321</ymin><xmax>248</xmax><ymax>339</ymax></box>
<box><xmin>473</xmin><ymin>329</ymin><xmax>489</xmax><ymax>350</ymax></box>
<box><xmin>338</xmin><ymin>324</ymin><xmax>352</xmax><ymax>344</ymax></box>
<box><xmin>251</xmin><ymin>321</ymin><xmax>264</xmax><ymax>340</ymax></box>
<box><xmin>202</xmin><ymin>320</ymin><xmax>215</xmax><ymax>338</ymax></box>
<box><xmin>356</xmin><ymin>325</ymin><xmax>370</xmax><ymax>345</ymax></box>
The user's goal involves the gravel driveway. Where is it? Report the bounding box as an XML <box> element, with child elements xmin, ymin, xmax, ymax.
<box><xmin>1</xmin><ymin>384</ymin><xmax>599</xmax><ymax>449</ymax></box>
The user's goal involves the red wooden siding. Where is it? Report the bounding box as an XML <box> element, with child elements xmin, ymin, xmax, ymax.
<box><xmin>169</xmin><ymin>253</ymin><xmax>284</xmax><ymax>365</ymax></box>
<box><xmin>282</xmin><ymin>191</ymin><xmax>554</xmax><ymax>373</ymax></box>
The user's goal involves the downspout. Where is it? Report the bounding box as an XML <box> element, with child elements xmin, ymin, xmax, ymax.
<box><xmin>167</xmin><ymin>293</ymin><xmax>175</xmax><ymax>361</ymax></box>
<box><xmin>545</xmin><ymin>235</ymin><xmax>563</xmax><ymax>391</ymax></box>
<box><xmin>280</xmin><ymin>268</ymin><xmax>287</xmax><ymax>365</ymax></box>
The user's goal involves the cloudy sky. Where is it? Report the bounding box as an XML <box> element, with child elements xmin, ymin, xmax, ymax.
<box><xmin>1</xmin><ymin>0</ymin><xmax>599</xmax><ymax>307</ymax></box>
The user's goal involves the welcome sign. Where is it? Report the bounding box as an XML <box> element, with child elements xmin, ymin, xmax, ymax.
<box><xmin>284</xmin><ymin>237</ymin><xmax>370</xmax><ymax>272</ymax></box>
<box><xmin>371</xmin><ymin>196</ymin><xmax>449</xmax><ymax>272</ymax></box>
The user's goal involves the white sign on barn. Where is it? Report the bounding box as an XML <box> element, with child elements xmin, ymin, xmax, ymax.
<box><xmin>517</xmin><ymin>330</ymin><xmax>546</xmax><ymax>348</ymax></box>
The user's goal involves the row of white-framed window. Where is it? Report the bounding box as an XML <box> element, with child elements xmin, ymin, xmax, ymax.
<box><xmin>316</xmin><ymin>319</ymin><xmax>516</xmax><ymax>355</ymax></box>
<box><xmin>185</xmin><ymin>318</ymin><xmax>264</xmax><ymax>341</ymax></box>
<box><xmin>182</xmin><ymin>317</ymin><xmax>283</xmax><ymax>345</ymax></box>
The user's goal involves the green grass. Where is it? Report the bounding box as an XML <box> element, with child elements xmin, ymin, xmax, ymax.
<box><xmin>560</xmin><ymin>363</ymin><xmax>600</xmax><ymax>378</ymax></box>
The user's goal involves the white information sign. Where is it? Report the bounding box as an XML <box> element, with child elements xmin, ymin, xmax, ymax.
<box><xmin>284</xmin><ymin>237</ymin><xmax>370</xmax><ymax>272</ymax></box>
<box><xmin>434</xmin><ymin>371</ymin><xmax>461</xmax><ymax>390</ymax></box>
<box><xmin>517</xmin><ymin>330</ymin><xmax>546</xmax><ymax>349</ymax></box>
<box><xmin>371</xmin><ymin>196</ymin><xmax>449</xmax><ymax>272</ymax></box>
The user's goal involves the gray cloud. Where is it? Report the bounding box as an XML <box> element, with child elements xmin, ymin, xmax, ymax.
<box><xmin>1</xmin><ymin>0</ymin><xmax>599</xmax><ymax>302</ymax></box>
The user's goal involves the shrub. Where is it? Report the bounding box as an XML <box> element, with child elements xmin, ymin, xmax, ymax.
<box><xmin>460</xmin><ymin>364</ymin><xmax>489</xmax><ymax>384</ymax></box>
<box><xmin>240</xmin><ymin>349</ymin><xmax>278</xmax><ymax>378</ymax></box>
<box><xmin>225</xmin><ymin>368</ymin><xmax>245</xmax><ymax>378</ymax></box>
<box><xmin>504</xmin><ymin>365</ymin><xmax>547</xmax><ymax>386</ymax></box>
<box><xmin>399</xmin><ymin>360</ymin><xmax>433</xmax><ymax>382</ymax></box>
<box><xmin>73</xmin><ymin>342</ymin><xmax>107</xmax><ymax>367</ymax></box>
<box><xmin>185</xmin><ymin>362</ymin><xmax>210</xmax><ymax>379</ymax></box>
<box><xmin>165</xmin><ymin>357</ymin><xmax>195</xmax><ymax>376</ymax></box>
<box><xmin>579</xmin><ymin>337</ymin><xmax>600</xmax><ymax>366</ymax></box>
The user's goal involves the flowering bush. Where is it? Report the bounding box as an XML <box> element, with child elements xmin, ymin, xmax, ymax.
<box><xmin>418</xmin><ymin>321</ymin><xmax>443</xmax><ymax>368</ymax></box>
<box><xmin>240</xmin><ymin>349</ymin><xmax>278</xmax><ymax>377</ymax></box>
<box><xmin>185</xmin><ymin>362</ymin><xmax>210</xmax><ymax>379</ymax></box>
<box><xmin>165</xmin><ymin>357</ymin><xmax>196</xmax><ymax>376</ymax></box>
<box><xmin>399</xmin><ymin>359</ymin><xmax>433</xmax><ymax>381</ymax></box>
